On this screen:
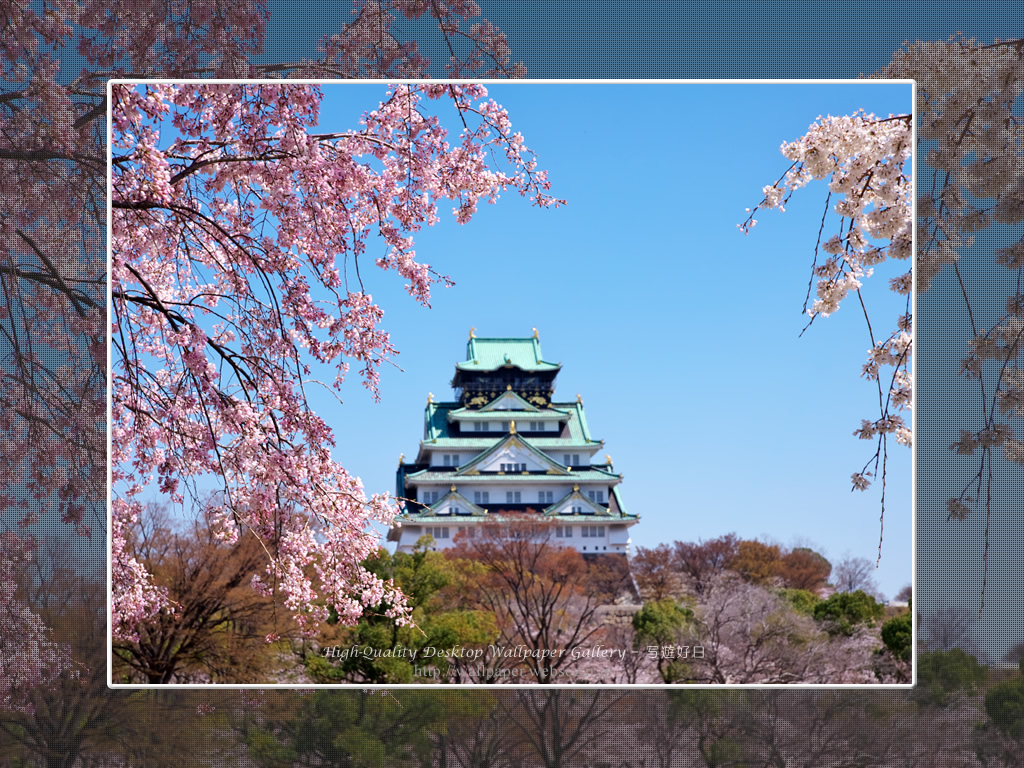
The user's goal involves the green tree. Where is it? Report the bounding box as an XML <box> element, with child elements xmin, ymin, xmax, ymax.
<box><xmin>880</xmin><ymin>612</ymin><xmax>912</xmax><ymax>662</ymax></box>
<box><xmin>777</xmin><ymin>588</ymin><xmax>822</xmax><ymax>616</ymax></box>
<box><xmin>632</xmin><ymin>599</ymin><xmax>695</xmax><ymax>683</ymax></box>
<box><xmin>812</xmin><ymin>590</ymin><xmax>884</xmax><ymax>636</ymax></box>
<box><xmin>915</xmin><ymin>649</ymin><xmax>987</xmax><ymax>708</ymax></box>
<box><xmin>985</xmin><ymin>676</ymin><xmax>1024</xmax><ymax>746</ymax></box>
<box><xmin>246</xmin><ymin>690</ymin><xmax>441</xmax><ymax>768</ymax></box>
<box><xmin>307</xmin><ymin>539</ymin><xmax>497</xmax><ymax>684</ymax></box>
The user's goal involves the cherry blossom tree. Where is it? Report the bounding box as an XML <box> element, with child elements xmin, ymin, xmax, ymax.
<box><xmin>741</xmin><ymin>107</ymin><xmax>913</xmax><ymax>562</ymax></box>
<box><xmin>110</xmin><ymin>82</ymin><xmax>560</xmax><ymax>641</ymax></box>
<box><xmin>881</xmin><ymin>37</ymin><xmax>1024</xmax><ymax>609</ymax></box>
<box><xmin>2</xmin><ymin>0</ymin><xmax>531</xmax><ymax>700</ymax></box>
<box><xmin>0</xmin><ymin>534</ymin><xmax>76</xmax><ymax>714</ymax></box>
<box><xmin>743</xmin><ymin>38</ymin><xmax>1024</xmax><ymax>616</ymax></box>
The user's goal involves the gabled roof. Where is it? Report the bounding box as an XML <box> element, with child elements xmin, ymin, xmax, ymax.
<box><xmin>449</xmin><ymin>392</ymin><xmax>569</xmax><ymax>422</ymax></box>
<box><xmin>476</xmin><ymin>389</ymin><xmax>541</xmax><ymax>412</ymax></box>
<box><xmin>610</xmin><ymin>486</ymin><xmax>633</xmax><ymax>518</ymax></box>
<box><xmin>453</xmin><ymin>433</ymin><xmax>570</xmax><ymax>477</ymax></box>
<box><xmin>456</xmin><ymin>336</ymin><xmax>561</xmax><ymax>373</ymax></box>
<box><xmin>542</xmin><ymin>486</ymin><xmax>614</xmax><ymax>517</ymax></box>
<box><xmin>410</xmin><ymin>488</ymin><xmax>487</xmax><ymax>520</ymax></box>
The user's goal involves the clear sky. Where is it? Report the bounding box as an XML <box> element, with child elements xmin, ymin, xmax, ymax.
<box><xmin>304</xmin><ymin>82</ymin><xmax>914</xmax><ymax>599</ymax></box>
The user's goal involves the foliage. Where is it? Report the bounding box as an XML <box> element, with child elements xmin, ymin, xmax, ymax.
<box><xmin>777</xmin><ymin>588</ymin><xmax>822</xmax><ymax>616</ymax></box>
<box><xmin>245</xmin><ymin>690</ymin><xmax>441</xmax><ymax>768</ymax></box>
<box><xmin>630</xmin><ymin>543</ymin><xmax>679</xmax><ymax>601</ymax></box>
<box><xmin>0</xmin><ymin>535</ymin><xmax>74</xmax><ymax>713</ymax></box>
<box><xmin>879</xmin><ymin>611</ymin><xmax>912</xmax><ymax>662</ymax></box>
<box><xmin>985</xmin><ymin>674</ymin><xmax>1024</xmax><ymax>745</ymax></box>
<box><xmin>3</xmin><ymin>0</ymin><xmax>529</xmax><ymax>711</ymax></box>
<box><xmin>307</xmin><ymin>539</ymin><xmax>497</xmax><ymax>683</ymax></box>
<box><xmin>632</xmin><ymin>599</ymin><xmax>695</xmax><ymax>683</ymax></box>
<box><xmin>813</xmin><ymin>590</ymin><xmax>885</xmax><ymax>636</ymax></box>
<box><xmin>0</xmin><ymin>557</ymin><xmax>129</xmax><ymax>767</ymax></box>
<box><xmin>447</xmin><ymin>519</ymin><xmax>613</xmax><ymax>683</ymax></box>
<box><xmin>671</xmin><ymin>533</ymin><xmax>739</xmax><ymax>595</ymax></box>
<box><xmin>112</xmin><ymin>500</ymin><xmax>290</xmax><ymax>683</ymax></box>
<box><xmin>729</xmin><ymin>539</ymin><xmax>782</xmax><ymax>585</ymax></box>
<box><xmin>916</xmin><ymin>648</ymin><xmax>988</xmax><ymax>708</ymax></box>
<box><xmin>685</xmin><ymin>574</ymin><xmax>838</xmax><ymax>684</ymax></box>
<box><xmin>776</xmin><ymin>547</ymin><xmax>832</xmax><ymax>592</ymax></box>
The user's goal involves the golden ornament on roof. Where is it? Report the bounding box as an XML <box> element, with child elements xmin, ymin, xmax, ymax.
<box><xmin>450</xmin><ymin>484</ymin><xmax>457</xmax><ymax>492</ymax></box>
<box><xmin>532</xmin><ymin>327</ymin><xmax>539</xmax><ymax>339</ymax></box>
<box><xmin>509</xmin><ymin>420</ymin><xmax>517</xmax><ymax>434</ymax></box>
<box><xmin>469</xmin><ymin>327</ymin><xmax>476</xmax><ymax>338</ymax></box>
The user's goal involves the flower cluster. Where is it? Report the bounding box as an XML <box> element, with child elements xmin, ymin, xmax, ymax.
<box><xmin>879</xmin><ymin>37</ymin><xmax>1024</xmax><ymax>554</ymax></box>
<box><xmin>0</xmin><ymin>534</ymin><xmax>75</xmax><ymax>713</ymax></box>
<box><xmin>742</xmin><ymin>108</ymin><xmax>913</xmax><ymax>530</ymax></box>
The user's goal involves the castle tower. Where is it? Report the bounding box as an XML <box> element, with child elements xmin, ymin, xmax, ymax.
<box><xmin>390</xmin><ymin>330</ymin><xmax>639</xmax><ymax>554</ymax></box>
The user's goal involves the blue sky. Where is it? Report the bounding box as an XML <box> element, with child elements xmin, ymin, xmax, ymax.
<box><xmin>304</xmin><ymin>82</ymin><xmax>914</xmax><ymax>599</ymax></box>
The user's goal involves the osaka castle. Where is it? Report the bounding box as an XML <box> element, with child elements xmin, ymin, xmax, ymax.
<box><xmin>390</xmin><ymin>329</ymin><xmax>639</xmax><ymax>555</ymax></box>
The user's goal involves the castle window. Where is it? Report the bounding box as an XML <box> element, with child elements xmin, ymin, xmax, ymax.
<box><xmin>506</xmin><ymin>491</ymin><xmax>521</xmax><ymax>503</ymax></box>
<box><xmin>539</xmin><ymin>491</ymin><xmax>553</xmax><ymax>504</ymax></box>
<box><xmin>474</xmin><ymin>491</ymin><xmax>489</xmax><ymax>504</ymax></box>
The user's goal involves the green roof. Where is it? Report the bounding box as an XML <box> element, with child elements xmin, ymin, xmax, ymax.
<box><xmin>404</xmin><ymin>468</ymin><xmax>622</xmax><ymax>484</ymax></box>
<box><xmin>610</xmin><ymin>486</ymin><xmax>631</xmax><ymax>518</ymax></box>
<box><xmin>422</xmin><ymin>437</ymin><xmax>595</xmax><ymax>450</ymax></box>
<box><xmin>423</xmin><ymin>401</ymin><xmax>598</xmax><ymax>444</ymax></box>
<box><xmin>456</xmin><ymin>336</ymin><xmax>561</xmax><ymax>373</ymax></box>
<box><xmin>448</xmin><ymin>391</ymin><xmax>569</xmax><ymax>418</ymax></box>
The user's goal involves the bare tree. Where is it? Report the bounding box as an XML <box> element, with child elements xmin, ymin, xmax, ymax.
<box><xmin>671</xmin><ymin>534</ymin><xmax>740</xmax><ymax>596</ymax></box>
<box><xmin>439</xmin><ymin>693</ymin><xmax>519</xmax><ymax>768</ymax></box>
<box><xmin>831</xmin><ymin>555</ymin><xmax>881</xmax><ymax>595</ymax></box>
<box><xmin>630</xmin><ymin>543</ymin><xmax>682</xmax><ymax>601</ymax></box>
<box><xmin>685</xmin><ymin>574</ymin><xmax>829</xmax><ymax>684</ymax></box>
<box><xmin>499</xmin><ymin>689</ymin><xmax>624</xmax><ymax>768</ymax></box>
<box><xmin>449</xmin><ymin>518</ymin><xmax>613</xmax><ymax>684</ymax></box>
<box><xmin>920</xmin><ymin>607</ymin><xmax>978</xmax><ymax>655</ymax></box>
<box><xmin>112</xmin><ymin>500</ymin><xmax>289</xmax><ymax>684</ymax></box>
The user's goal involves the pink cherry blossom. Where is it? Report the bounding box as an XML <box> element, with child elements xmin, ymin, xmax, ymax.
<box><xmin>742</xmin><ymin>109</ymin><xmax>912</xmax><ymax>560</ymax></box>
<box><xmin>110</xmin><ymin>82</ymin><xmax>561</xmax><ymax>640</ymax></box>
